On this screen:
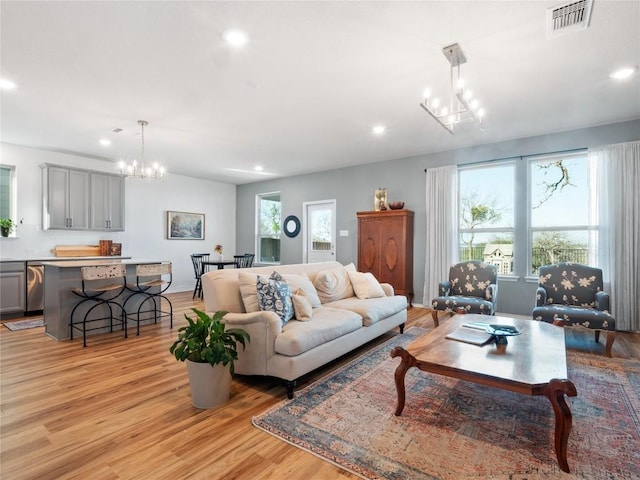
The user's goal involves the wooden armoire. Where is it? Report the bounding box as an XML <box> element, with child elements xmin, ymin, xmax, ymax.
<box><xmin>356</xmin><ymin>209</ymin><xmax>414</xmax><ymax>305</ymax></box>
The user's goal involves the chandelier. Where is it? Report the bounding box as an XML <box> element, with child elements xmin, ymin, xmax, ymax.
<box><xmin>419</xmin><ymin>43</ymin><xmax>485</xmax><ymax>134</ymax></box>
<box><xmin>118</xmin><ymin>120</ymin><xmax>166</xmax><ymax>180</ymax></box>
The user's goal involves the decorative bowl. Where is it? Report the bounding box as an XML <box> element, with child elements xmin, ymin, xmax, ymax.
<box><xmin>388</xmin><ymin>201</ymin><xmax>405</xmax><ymax>210</ymax></box>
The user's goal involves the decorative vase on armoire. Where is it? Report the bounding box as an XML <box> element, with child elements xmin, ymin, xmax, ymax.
<box><xmin>356</xmin><ymin>209</ymin><xmax>414</xmax><ymax>306</ymax></box>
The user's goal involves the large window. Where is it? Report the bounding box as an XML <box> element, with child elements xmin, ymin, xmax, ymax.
<box><xmin>457</xmin><ymin>150</ymin><xmax>597</xmax><ymax>277</ymax></box>
<box><xmin>458</xmin><ymin>163</ymin><xmax>515</xmax><ymax>274</ymax></box>
<box><xmin>256</xmin><ymin>192</ymin><xmax>281</xmax><ymax>264</ymax></box>
<box><xmin>529</xmin><ymin>152</ymin><xmax>595</xmax><ymax>274</ymax></box>
<box><xmin>0</xmin><ymin>165</ymin><xmax>15</xmax><ymax>221</ymax></box>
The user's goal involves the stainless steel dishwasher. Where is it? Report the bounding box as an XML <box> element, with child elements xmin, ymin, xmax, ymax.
<box><xmin>26</xmin><ymin>261</ymin><xmax>45</xmax><ymax>313</ymax></box>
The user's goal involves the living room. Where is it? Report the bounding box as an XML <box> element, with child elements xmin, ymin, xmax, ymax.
<box><xmin>1</xmin><ymin>1</ymin><xmax>639</xmax><ymax>478</ymax></box>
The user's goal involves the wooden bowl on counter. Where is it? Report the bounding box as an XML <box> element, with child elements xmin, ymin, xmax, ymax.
<box><xmin>388</xmin><ymin>201</ymin><xmax>405</xmax><ymax>210</ymax></box>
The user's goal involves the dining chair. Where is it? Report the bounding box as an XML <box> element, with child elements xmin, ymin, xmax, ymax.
<box><xmin>190</xmin><ymin>253</ymin><xmax>210</xmax><ymax>299</ymax></box>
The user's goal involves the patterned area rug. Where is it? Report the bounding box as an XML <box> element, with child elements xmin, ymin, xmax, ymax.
<box><xmin>2</xmin><ymin>317</ymin><xmax>44</xmax><ymax>331</ymax></box>
<box><xmin>253</xmin><ymin>327</ymin><xmax>640</xmax><ymax>479</ymax></box>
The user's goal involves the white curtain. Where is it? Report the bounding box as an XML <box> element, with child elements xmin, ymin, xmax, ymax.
<box><xmin>423</xmin><ymin>165</ymin><xmax>458</xmax><ymax>306</ymax></box>
<box><xmin>590</xmin><ymin>141</ymin><xmax>640</xmax><ymax>332</ymax></box>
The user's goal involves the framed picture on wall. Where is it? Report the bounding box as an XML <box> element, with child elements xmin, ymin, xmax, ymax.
<box><xmin>167</xmin><ymin>211</ymin><xmax>205</xmax><ymax>240</ymax></box>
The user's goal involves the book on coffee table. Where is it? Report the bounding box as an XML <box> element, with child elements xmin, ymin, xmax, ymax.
<box><xmin>446</xmin><ymin>327</ymin><xmax>494</xmax><ymax>345</ymax></box>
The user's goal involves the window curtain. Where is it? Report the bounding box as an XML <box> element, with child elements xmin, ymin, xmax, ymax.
<box><xmin>423</xmin><ymin>165</ymin><xmax>458</xmax><ymax>306</ymax></box>
<box><xmin>590</xmin><ymin>141</ymin><xmax>640</xmax><ymax>332</ymax></box>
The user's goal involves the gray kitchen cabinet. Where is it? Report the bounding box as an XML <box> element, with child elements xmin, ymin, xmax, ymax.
<box><xmin>43</xmin><ymin>166</ymin><xmax>90</xmax><ymax>230</ymax></box>
<box><xmin>90</xmin><ymin>173</ymin><xmax>125</xmax><ymax>231</ymax></box>
<box><xmin>0</xmin><ymin>262</ymin><xmax>26</xmax><ymax>314</ymax></box>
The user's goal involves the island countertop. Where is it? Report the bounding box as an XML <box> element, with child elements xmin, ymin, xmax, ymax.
<box><xmin>42</xmin><ymin>259</ymin><xmax>166</xmax><ymax>268</ymax></box>
<box><xmin>43</xmin><ymin>259</ymin><xmax>171</xmax><ymax>341</ymax></box>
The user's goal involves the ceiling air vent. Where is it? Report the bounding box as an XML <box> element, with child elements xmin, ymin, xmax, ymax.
<box><xmin>547</xmin><ymin>0</ymin><xmax>594</xmax><ymax>39</ymax></box>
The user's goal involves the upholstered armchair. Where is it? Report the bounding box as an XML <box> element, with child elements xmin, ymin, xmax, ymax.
<box><xmin>532</xmin><ymin>262</ymin><xmax>616</xmax><ymax>356</ymax></box>
<box><xmin>431</xmin><ymin>261</ymin><xmax>498</xmax><ymax>327</ymax></box>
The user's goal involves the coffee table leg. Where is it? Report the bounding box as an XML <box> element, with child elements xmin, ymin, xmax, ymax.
<box><xmin>542</xmin><ymin>378</ymin><xmax>577</xmax><ymax>473</ymax></box>
<box><xmin>390</xmin><ymin>346</ymin><xmax>416</xmax><ymax>416</ymax></box>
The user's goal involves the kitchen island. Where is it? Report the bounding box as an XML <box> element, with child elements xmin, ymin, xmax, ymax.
<box><xmin>43</xmin><ymin>259</ymin><xmax>170</xmax><ymax>341</ymax></box>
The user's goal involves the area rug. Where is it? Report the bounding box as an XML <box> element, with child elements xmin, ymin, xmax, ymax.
<box><xmin>1</xmin><ymin>317</ymin><xmax>44</xmax><ymax>331</ymax></box>
<box><xmin>253</xmin><ymin>327</ymin><xmax>640</xmax><ymax>480</ymax></box>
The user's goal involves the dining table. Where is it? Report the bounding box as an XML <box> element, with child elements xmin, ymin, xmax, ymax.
<box><xmin>201</xmin><ymin>260</ymin><xmax>237</xmax><ymax>275</ymax></box>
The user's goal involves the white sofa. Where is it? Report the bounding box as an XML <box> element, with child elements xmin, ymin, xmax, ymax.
<box><xmin>201</xmin><ymin>261</ymin><xmax>407</xmax><ymax>398</ymax></box>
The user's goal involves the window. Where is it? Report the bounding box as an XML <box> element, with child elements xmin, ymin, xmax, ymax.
<box><xmin>458</xmin><ymin>163</ymin><xmax>515</xmax><ymax>274</ymax></box>
<box><xmin>529</xmin><ymin>152</ymin><xmax>595</xmax><ymax>275</ymax></box>
<box><xmin>457</xmin><ymin>150</ymin><xmax>597</xmax><ymax>278</ymax></box>
<box><xmin>256</xmin><ymin>192</ymin><xmax>281</xmax><ymax>264</ymax></box>
<box><xmin>0</xmin><ymin>165</ymin><xmax>15</xmax><ymax>221</ymax></box>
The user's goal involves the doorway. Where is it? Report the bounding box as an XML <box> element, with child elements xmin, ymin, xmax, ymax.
<box><xmin>303</xmin><ymin>200</ymin><xmax>336</xmax><ymax>263</ymax></box>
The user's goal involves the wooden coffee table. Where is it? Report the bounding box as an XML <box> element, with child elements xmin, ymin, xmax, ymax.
<box><xmin>391</xmin><ymin>314</ymin><xmax>577</xmax><ymax>473</ymax></box>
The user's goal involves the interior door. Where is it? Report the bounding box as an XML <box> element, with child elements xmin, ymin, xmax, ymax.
<box><xmin>303</xmin><ymin>200</ymin><xmax>336</xmax><ymax>263</ymax></box>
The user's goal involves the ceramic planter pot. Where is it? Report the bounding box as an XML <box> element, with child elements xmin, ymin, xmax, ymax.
<box><xmin>186</xmin><ymin>359</ymin><xmax>232</xmax><ymax>408</ymax></box>
<box><xmin>1</xmin><ymin>227</ymin><xmax>10</xmax><ymax>237</ymax></box>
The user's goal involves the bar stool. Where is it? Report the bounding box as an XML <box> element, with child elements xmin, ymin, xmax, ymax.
<box><xmin>70</xmin><ymin>264</ymin><xmax>127</xmax><ymax>347</ymax></box>
<box><xmin>122</xmin><ymin>263</ymin><xmax>173</xmax><ymax>335</ymax></box>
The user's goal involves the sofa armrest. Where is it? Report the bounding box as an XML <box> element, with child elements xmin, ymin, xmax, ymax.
<box><xmin>438</xmin><ymin>280</ymin><xmax>451</xmax><ymax>296</ymax></box>
<box><xmin>594</xmin><ymin>291</ymin><xmax>610</xmax><ymax>312</ymax></box>
<box><xmin>215</xmin><ymin>311</ymin><xmax>283</xmax><ymax>376</ymax></box>
<box><xmin>536</xmin><ymin>287</ymin><xmax>547</xmax><ymax>307</ymax></box>
<box><xmin>380</xmin><ymin>283</ymin><xmax>395</xmax><ymax>296</ymax></box>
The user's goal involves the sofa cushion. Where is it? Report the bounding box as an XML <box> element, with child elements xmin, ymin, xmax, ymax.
<box><xmin>282</xmin><ymin>273</ymin><xmax>322</xmax><ymax>307</ymax></box>
<box><xmin>347</xmin><ymin>270</ymin><xmax>385</xmax><ymax>299</ymax></box>
<box><xmin>325</xmin><ymin>295</ymin><xmax>407</xmax><ymax>326</ymax></box>
<box><xmin>274</xmin><ymin>307</ymin><xmax>362</xmax><ymax>356</ymax></box>
<box><xmin>313</xmin><ymin>263</ymin><xmax>356</xmax><ymax>303</ymax></box>
<box><xmin>292</xmin><ymin>288</ymin><xmax>313</xmax><ymax>321</ymax></box>
<box><xmin>257</xmin><ymin>272</ymin><xmax>294</xmax><ymax>325</ymax></box>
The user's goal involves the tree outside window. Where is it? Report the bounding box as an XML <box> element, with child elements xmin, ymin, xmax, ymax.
<box><xmin>257</xmin><ymin>193</ymin><xmax>281</xmax><ymax>263</ymax></box>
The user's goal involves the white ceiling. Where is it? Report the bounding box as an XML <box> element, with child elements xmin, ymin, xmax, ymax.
<box><xmin>1</xmin><ymin>1</ymin><xmax>639</xmax><ymax>184</ymax></box>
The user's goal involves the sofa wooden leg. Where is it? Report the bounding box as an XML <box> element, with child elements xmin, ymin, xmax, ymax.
<box><xmin>286</xmin><ymin>380</ymin><xmax>297</xmax><ymax>399</ymax></box>
<box><xmin>399</xmin><ymin>323</ymin><xmax>405</xmax><ymax>334</ymax></box>
<box><xmin>605</xmin><ymin>332</ymin><xmax>616</xmax><ymax>357</ymax></box>
<box><xmin>431</xmin><ymin>310</ymin><xmax>439</xmax><ymax>328</ymax></box>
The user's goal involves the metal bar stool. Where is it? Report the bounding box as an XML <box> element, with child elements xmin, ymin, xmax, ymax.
<box><xmin>70</xmin><ymin>264</ymin><xmax>127</xmax><ymax>347</ymax></box>
<box><xmin>122</xmin><ymin>262</ymin><xmax>173</xmax><ymax>335</ymax></box>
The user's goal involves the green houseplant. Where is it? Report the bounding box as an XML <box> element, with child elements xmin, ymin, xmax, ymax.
<box><xmin>0</xmin><ymin>218</ymin><xmax>16</xmax><ymax>237</ymax></box>
<box><xmin>170</xmin><ymin>308</ymin><xmax>250</xmax><ymax>408</ymax></box>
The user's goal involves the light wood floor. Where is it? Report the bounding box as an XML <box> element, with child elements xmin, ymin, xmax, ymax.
<box><xmin>1</xmin><ymin>292</ymin><xmax>638</xmax><ymax>479</ymax></box>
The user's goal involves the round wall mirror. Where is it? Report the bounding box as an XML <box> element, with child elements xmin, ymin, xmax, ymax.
<box><xmin>283</xmin><ymin>215</ymin><xmax>301</xmax><ymax>238</ymax></box>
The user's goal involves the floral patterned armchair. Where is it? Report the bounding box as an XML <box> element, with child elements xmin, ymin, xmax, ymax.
<box><xmin>532</xmin><ymin>262</ymin><xmax>616</xmax><ymax>356</ymax></box>
<box><xmin>431</xmin><ymin>261</ymin><xmax>498</xmax><ymax>327</ymax></box>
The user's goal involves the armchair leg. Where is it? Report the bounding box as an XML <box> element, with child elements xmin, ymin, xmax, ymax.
<box><xmin>605</xmin><ymin>332</ymin><xmax>616</xmax><ymax>357</ymax></box>
<box><xmin>431</xmin><ymin>310</ymin><xmax>439</xmax><ymax>328</ymax></box>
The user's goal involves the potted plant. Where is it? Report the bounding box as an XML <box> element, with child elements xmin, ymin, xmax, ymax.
<box><xmin>0</xmin><ymin>218</ymin><xmax>15</xmax><ymax>237</ymax></box>
<box><xmin>170</xmin><ymin>308</ymin><xmax>250</xmax><ymax>408</ymax></box>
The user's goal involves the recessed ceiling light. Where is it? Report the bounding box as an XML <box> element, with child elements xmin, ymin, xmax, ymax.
<box><xmin>609</xmin><ymin>67</ymin><xmax>636</xmax><ymax>80</ymax></box>
<box><xmin>224</xmin><ymin>29</ymin><xmax>249</xmax><ymax>47</ymax></box>
<box><xmin>0</xmin><ymin>78</ymin><xmax>17</xmax><ymax>90</ymax></box>
<box><xmin>99</xmin><ymin>139</ymin><xmax>111</xmax><ymax>146</ymax></box>
<box><xmin>372</xmin><ymin>125</ymin><xmax>386</xmax><ymax>135</ymax></box>
<box><xmin>254</xmin><ymin>165</ymin><xmax>264</xmax><ymax>172</ymax></box>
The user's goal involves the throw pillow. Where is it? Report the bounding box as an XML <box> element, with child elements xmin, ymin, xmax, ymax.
<box><xmin>313</xmin><ymin>263</ymin><xmax>356</xmax><ymax>303</ymax></box>
<box><xmin>238</xmin><ymin>272</ymin><xmax>260</xmax><ymax>312</ymax></box>
<box><xmin>347</xmin><ymin>270</ymin><xmax>386</xmax><ymax>299</ymax></box>
<box><xmin>282</xmin><ymin>273</ymin><xmax>322</xmax><ymax>307</ymax></box>
<box><xmin>291</xmin><ymin>288</ymin><xmax>313</xmax><ymax>321</ymax></box>
<box><xmin>256</xmin><ymin>272</ymin><xmax>294</xmax><ymax>325</ymax></box>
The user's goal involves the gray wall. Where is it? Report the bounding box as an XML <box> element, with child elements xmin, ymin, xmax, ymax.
<box><xmin>237</xmin><ymin>119</ymin><xmax>640</xmax><ymax>314</ymax></box>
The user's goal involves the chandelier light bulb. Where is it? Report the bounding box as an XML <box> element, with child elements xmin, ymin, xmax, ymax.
<box><xmin>431</xmin><ymin>98</ymin><xmax>440</xmax><ymax>109</ymax></box>
<box><xmin>423</xmin><ymin>88</ymin><xmax>431</xmax><ymax>99</ymax></box>
<box><xmin>441</xmin><ymin>107</ymin><xmax>449</xmax><ymax>116</ymax></box>
<box><xmin>464</xmin><ymin>90</ymin><xmax>473</xmax><ymax>100</ymax></box>
<box><xmin>471</xmin><ymin>100</ymin><xmax>479</xmax><ymax>109</ymax></box>
<box><xmin>477</xmin><ymin>108</ymin><xmax>485</xmax><ymax>118</ymax></box>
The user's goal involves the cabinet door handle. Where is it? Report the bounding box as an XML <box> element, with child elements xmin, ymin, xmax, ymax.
<box><xmin>69</xmin><ymin>218</ymin><xmax>72</xmax><ymax>228</ymax></box>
